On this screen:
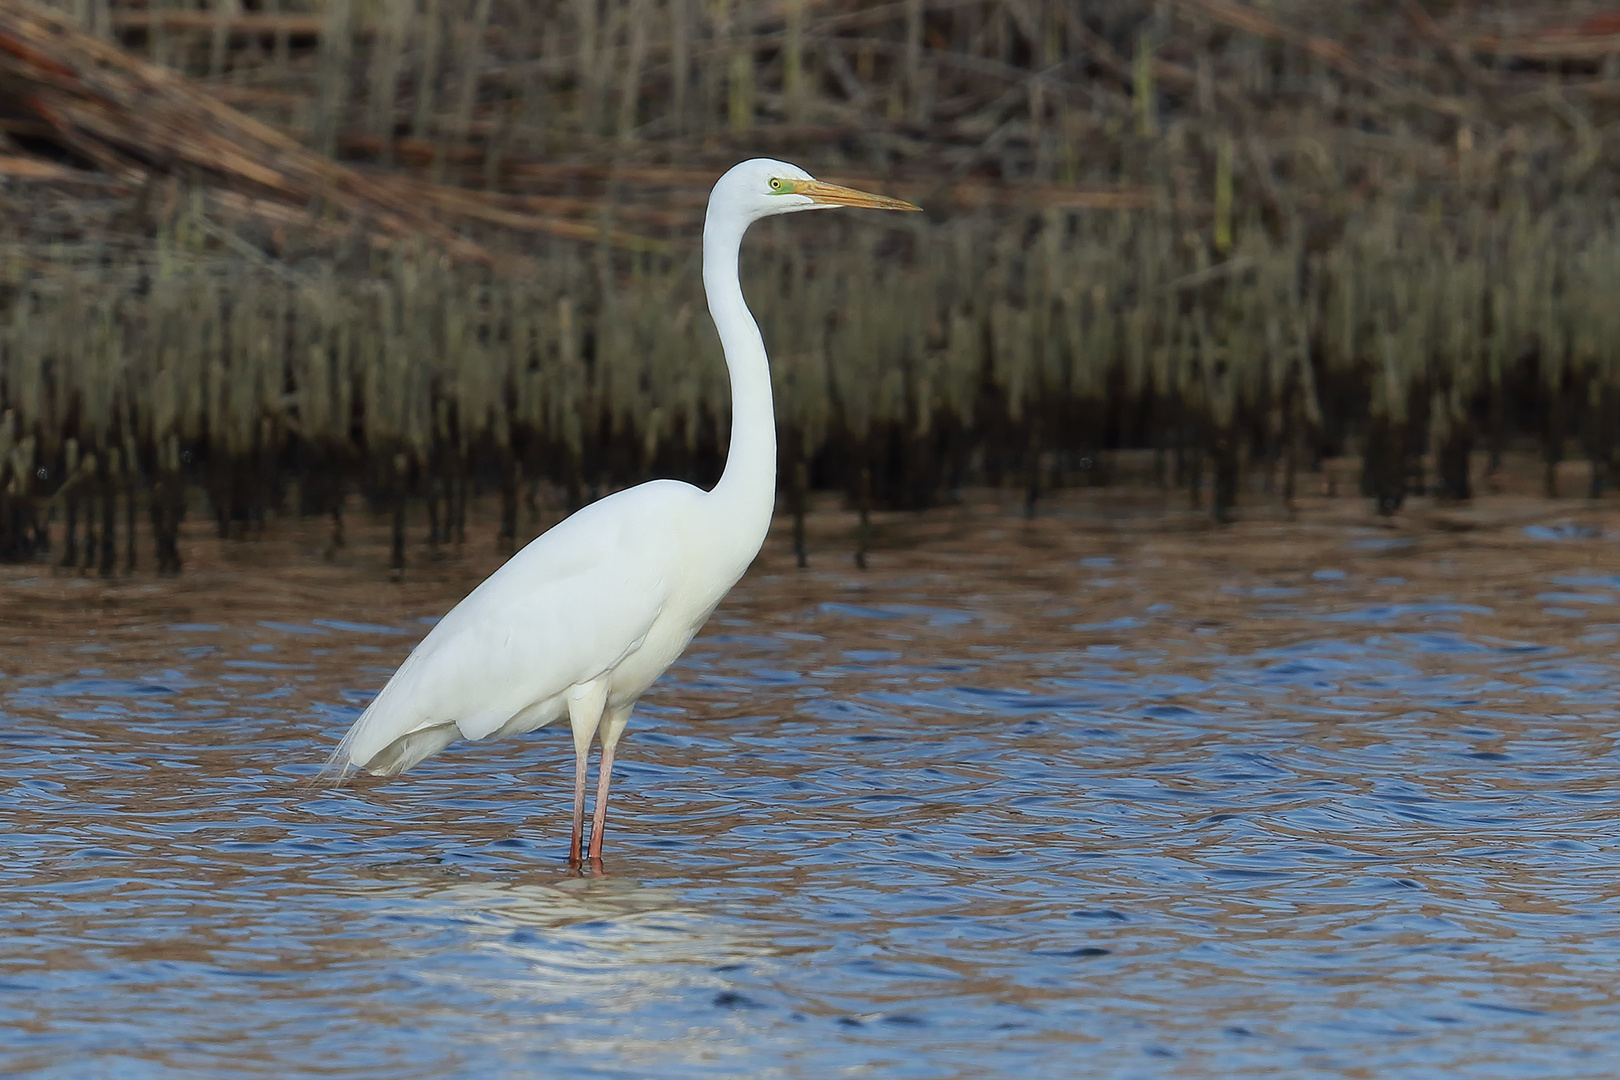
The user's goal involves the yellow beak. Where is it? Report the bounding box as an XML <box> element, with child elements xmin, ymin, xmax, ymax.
<box><xmin>795</xmin><ymin>179</ymin><xmax>921</xmax><ymax>212</ymax></box>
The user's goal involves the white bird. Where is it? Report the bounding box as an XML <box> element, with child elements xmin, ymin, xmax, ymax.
<box><xmin>326</xmin><ymin>159</ymin><xmax>920</xmax><ymax>864</ymax></box>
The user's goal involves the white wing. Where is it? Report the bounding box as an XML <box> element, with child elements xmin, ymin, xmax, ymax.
<box><xmin>329</xmin><ymin>480</ymin><xmax>702</xmax><ymax>775</ymax></box>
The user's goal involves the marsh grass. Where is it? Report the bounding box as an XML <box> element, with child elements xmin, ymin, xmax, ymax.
<box><xmin>0</xmin><ymin>0</ymin><xmax>1617</xmax><ymax>571</ymax></box>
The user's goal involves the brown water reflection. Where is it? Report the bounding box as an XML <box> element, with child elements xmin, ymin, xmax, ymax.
<box><xmin>2</xmin><ymin>489</ymin><xmax>1619</xmax><ymax>1078</ymax></box>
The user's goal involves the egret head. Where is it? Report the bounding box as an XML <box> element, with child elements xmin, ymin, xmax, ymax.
<box><xmin>711</xmin><ymin>158</ymin><xmax>921</xmax><ymax>224</ymax></box>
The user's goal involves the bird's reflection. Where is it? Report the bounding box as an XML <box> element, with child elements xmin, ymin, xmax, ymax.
<box><xmin>567</xmin><ymin>854</ymin><xmax>608</xmax><ymax>878</ymax></box>
<box><xmin>324</xmin><ymin>867</ymin><xmax>791</xmax><ymax>1069</ymax></box>
<box><xmin>424</xmin><ymin>874</ymin><xmax>680</xmax><ymax>931</ymax></box>
<box><xmin>351</xmin><ymin>866</ymin><xmax>781</xmax><ymax>985</ymax></box>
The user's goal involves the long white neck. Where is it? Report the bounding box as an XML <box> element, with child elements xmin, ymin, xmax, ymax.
<box><xmin>702</xmin><ymin>209</ymin><xmax>776</xmax><ymax>551</ymax></box>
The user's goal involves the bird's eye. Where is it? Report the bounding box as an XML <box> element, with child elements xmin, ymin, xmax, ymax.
<box><xmin>768</xmin><ymin>177</ymin><xmax>785</xmax><ymax>193</ymax></box>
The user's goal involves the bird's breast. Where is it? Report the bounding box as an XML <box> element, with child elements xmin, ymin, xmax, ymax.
<box><xmin>605</xmin><ymin>602</ymin><xmax>715</xmax><ymax>707</ymax></box>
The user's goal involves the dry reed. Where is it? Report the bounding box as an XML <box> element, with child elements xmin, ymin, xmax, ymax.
<box><xmin>0</xmin><ymin>0</ymin><xmax>1616</xmax><ymax>571</ymax></box>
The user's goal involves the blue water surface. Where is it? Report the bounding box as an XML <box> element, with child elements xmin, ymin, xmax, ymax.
<box><xmin>2</xmin><ymin>512</ymin><xmax>1618</xmax><ymax>1079</ymax></box>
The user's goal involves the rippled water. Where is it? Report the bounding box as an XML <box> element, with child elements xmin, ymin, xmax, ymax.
<box><xmin>3</xmin><ymin>496</ymin><xmax>1619</xmax><ymax>1078</ymax></box>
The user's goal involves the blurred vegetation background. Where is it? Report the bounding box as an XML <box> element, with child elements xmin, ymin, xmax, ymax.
<box><xmin>0</xmin><ymin>0</ymin><xmax>1618</xmax><ymax>572</ymax></box>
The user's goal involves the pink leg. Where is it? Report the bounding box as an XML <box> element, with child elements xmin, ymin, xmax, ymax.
<box><xmin>564</xmin><ymin>680</ymin><xmax>608</xmax><ymax>867</ymax></box>
<box><xmin>586</xmin><ymin>739</ymin><xmax>618</xmax><ymax>862</ymax></box>
<box><xmin>568</xmin><ymin>743</ymin><xmax>588</xmax><ymax>866</ymax></box>
<box><xmin>586</xmin><ymin>704</ymin><xmax>633</xmax><ymax>864</ymax></box>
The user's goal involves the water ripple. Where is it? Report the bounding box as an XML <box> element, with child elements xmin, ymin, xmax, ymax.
<box><xmin>2</xmin><ymin>515</ymin><xmax>1619</xmax><ymax>1078</ymax></box>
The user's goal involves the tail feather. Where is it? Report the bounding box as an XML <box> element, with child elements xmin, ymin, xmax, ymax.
<box><xmin>361</xmin><ymin>724</ymin><xmax>460</xmax><ymax>776</ymax></box>
<box><xmin>316</xmin><ymin>720</ymin><xmax>365</xmax><ymax>784</ymax></box>
<box><xmin>315</xmin><ymin>738</ymin><xmax>361</xmax><ymax>780</ymax></box>
<box><xmin>318</xmin><ymin>710</ymin><xmax>460</xmax><ymax>783</ymax></box>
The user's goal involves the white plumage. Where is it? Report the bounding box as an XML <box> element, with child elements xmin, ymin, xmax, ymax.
<box><xmin>333</xmin><ymin>481</ymin><xmax>716</xmax><ymax>775</ymax></box>
<box><xmin>325</xmin><ymin>158</ymin><xmax>919</xmax><ymax>864</ymax></box>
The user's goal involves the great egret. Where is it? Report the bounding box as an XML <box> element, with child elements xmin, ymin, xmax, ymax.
<box><xmin>326</xmin><ymin>158</ymin><xmax>920</xmax><ymax>864</ymax></box>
